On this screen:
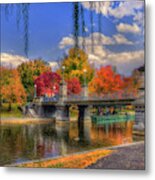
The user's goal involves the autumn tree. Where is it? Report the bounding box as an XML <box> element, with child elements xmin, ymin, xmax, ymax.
<box><xmin>122</xmin><ymin>69</ymin><xmax>140</xmax><ymax>96</ymax></box>
<box><xmin>88</xmin><ymin>66</ymin><xmax>124</xmax><ymax>96</ymax></box>
<box><xmin>0</xmin><ymin>67</ymin><xmax>27</xmax><ymax>111</ymax></box>
<box><xmin>67</xmin><ymin>77</ymin><xmax>82</xmax><ymax>95</ymax></box>
<box><xmin>34</xmin><ymin>72</ymin><xmax>82</xmax><ymax>97</ymax></box>
<box><xmin>17</xmin><ymin>59</ymin><xmax>51</xmax><ymax>100</ymax></box>
<box><xmin>57</xmin><ymin>48</ymin><xmax>94</xmax><ymax>85</ymax></box>
<box><xmin>34</xmin><ymin>72</ymin><xmax>61</xmax><ymax>97</ymax></box>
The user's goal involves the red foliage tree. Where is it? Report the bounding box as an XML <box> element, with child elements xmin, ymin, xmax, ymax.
<box><xmin>67</xmin><ymin>77</ymin><xmax>82</xmax><ymax>95</ymax></box>
<box><xmin>34</xmin><ymin>72</ymin><xmax>61</xmax><ymax>97</ymax></box>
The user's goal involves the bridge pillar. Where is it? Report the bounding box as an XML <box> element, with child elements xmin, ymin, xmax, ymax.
<box><xmin>59</xmin><ymin>81</ymin><xmax>67</xmax><ymax>102</ymax></box>
<box><xmin>78</xmin><ymin>105</ymin><xmax>91</xmax><ymax>122</ymax></box>
<box><xmin>82</xmin><ymin>86</ymin><xmax>88</xmax><ymax>99</ymax></box>
<box><xmin>56</xmin><ymin>104</ymin><xmax>70</xmax><ymax>121</ymax></box>
<box><xmin>133</xmin><ymin>65</ymin><xmax>145</xmax><ymax>131</ymax></box>
<box><xmin>36</xmin><ymin>105</ymin><xmax>44</xmax><ymax>117</ymax></box>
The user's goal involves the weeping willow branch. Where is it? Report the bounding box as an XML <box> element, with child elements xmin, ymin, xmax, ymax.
<box><xmin>73</xmin><ymin>2</ymin><xmax>79</xmax><ymax>52</ymax></box>
<box><xmin>80</xmin><ymin>4</ymin><xmax>86</xmax><ymax>51</ymax></box>
<box><xmin>22</xmin><ymin>4</ymin><xmax>30</xmax><ymax>57</ymax></box>
<box><xmin>5</xmin><ymin>4</ymin><xmax>14</xmax><ymax>21</ymax></box>
<box><xmin>90</xmin><ymin>2</ymin><xmax>94</xmax><ymax>53</ymax></box>
<box><xmin>4</xmin><ymin>3</ymin><xmax>30</xmax><ymax>57</ymax></box>
<box><xmin>16</xmin><ymin>4</ymin><xmax>22</xmax><ymax>30</ymax></box>
<box><xmin>98</xmin><ymin>1</ymin><xmax>102</xmax><ymax>44</ymax></box>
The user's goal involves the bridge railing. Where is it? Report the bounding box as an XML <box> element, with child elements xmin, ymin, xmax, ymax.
<box><xmin>67</xmin><ymin>93</ymin><xmax>136</xmax><ymax>102</ymax></box>
<box><xmin>34</xmin><ymin>92</ymin><xmax>137</xmax><ymax>103</ymax></box>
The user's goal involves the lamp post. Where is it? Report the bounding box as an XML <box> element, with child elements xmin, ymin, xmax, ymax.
<box><xmin>83</xmin><ymin>68</ymin><xmax>87</xmax><ymax>87</ymax></box>
<box><xmin>62</xmin><ymin>65</ymin><xmax>65</xmax><ymax>84</ymax></box>
<box><xmin>34</xmin><ymin>84</ymin><xmax>37</xmax><ymax>98</ymax></box>
<box><xmin>83</xmin><ymin>68</ymin><xmax>88</xmax><ymax>98</ymax></box>
<box><xmin>53</xmin><ymin>85</ymin><xmax>56</xmax><ymax>96</ymax></box>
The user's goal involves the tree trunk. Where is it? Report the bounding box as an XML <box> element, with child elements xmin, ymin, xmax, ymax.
<box><xmin>8</xmin><ymin>102</ymin><xmax>12</xmax><ymax>111</ymax></box>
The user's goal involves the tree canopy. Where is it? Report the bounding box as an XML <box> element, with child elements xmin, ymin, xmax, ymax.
<box><xmin>34</xmin><ymin>72</ymin><xmax>82</xmax><ymax>97</ymax></box>
<box><xmin>17</xmin><ymin>59</ymin><xmax>51</xmax><ymax>100</ymax></box>
<box><xmin>67</xmin><ymin>77</ymin><xmax>82</xmax><ymax>95</ymax></box>
<box><xmin>89</xmin><ymin>65</ymin><xmax>140</xmax><ymax>97</ymax></box>
<box><xmin>0</xmin><ymin>67</ymin><xmax>27</xmax><ymax>110</ymax></box>
<box><xmin>34</xmin><ymin>72</ymin><xmax>61</xmax><ymax>97</ymax></box>
<box><xmin>57</xmin><ymin>48</ymin><xmax>94</xmax><ymax>85</ymax></box>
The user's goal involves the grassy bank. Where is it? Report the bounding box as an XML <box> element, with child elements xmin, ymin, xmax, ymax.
<box><xmin>0</xmin><ymin>103</ymin><xmax>23</xmax><ymax>118</ymax></box>
<box><xmin>17</xmin><ymin>149</ymin><xmax>113</xmax><ymax>168</ymax></box>
<box><xmin>0</xmin><ymin>118</ymin><xmax>54</xmax><ymax>125</ymax></box>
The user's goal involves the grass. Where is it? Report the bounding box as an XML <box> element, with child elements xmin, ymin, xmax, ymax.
<box><xmin>0</xmin><ymin>103</ymin><xmax>23</xmax><ymax>118</ymax></box>
<box><xmin>18</xmin><ymin>149</ymin><xmax>113</xmax><ymax>168</ymax></box>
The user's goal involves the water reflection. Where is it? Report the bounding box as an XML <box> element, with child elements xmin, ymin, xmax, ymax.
<box><xmin>0</xmin><ymin>120</ymin><xmax>141</xmax><ymax>166</ymax></box>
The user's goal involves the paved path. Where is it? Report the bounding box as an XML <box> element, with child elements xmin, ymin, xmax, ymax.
<box><xmin>87</xmin><ymin>142</ymin><xmax>145</xmax><ymax>170</ymax></box>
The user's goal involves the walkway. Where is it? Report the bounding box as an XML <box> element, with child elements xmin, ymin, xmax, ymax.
<box><xmin>87</xmin><ymin>142</ymin><xmax>145</xmax><ymax>170</ymax></box>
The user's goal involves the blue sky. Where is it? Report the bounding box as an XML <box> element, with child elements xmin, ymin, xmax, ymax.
<box><xmin>1</xmin><ymin>1</ymin><xmax>145</xmax><ymax>75</ymax></box>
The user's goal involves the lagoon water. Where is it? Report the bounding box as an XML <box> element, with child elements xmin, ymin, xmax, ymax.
<box><xmin>0</xmin><ymin>119</ymin><xmax>143</xmax><ymax>166</ymax></box>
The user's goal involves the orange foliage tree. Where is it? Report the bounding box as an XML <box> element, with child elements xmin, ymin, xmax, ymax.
<box><xmin>122</xmin><ymin>70</ymin><xmax>140</xmax><ymax>96</ymax></box>
<box><xmin>0</xmin><ymin>67</ymin><xmax>27</xmax><ymax>110</ymax></box>
<box><xmin>88</xmin><ymin>66</ymin><xmax>124</xmax><ymax>96</ymax></box>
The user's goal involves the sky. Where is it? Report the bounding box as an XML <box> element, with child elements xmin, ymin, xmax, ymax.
<box><xmin>0</xmin><ymin>1</ymin><xmax>145</xmax><ymax>75</ymax></box>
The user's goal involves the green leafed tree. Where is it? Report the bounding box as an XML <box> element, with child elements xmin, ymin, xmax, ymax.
<box><xmin>57</xmin><ymin>48</ymin><xmax>94</xmax><ymax>86</ymax></box>
<box><xmin>17</xmin><ymin>59</ymin><xmax>51</xmax><ymax>101</ymax></box>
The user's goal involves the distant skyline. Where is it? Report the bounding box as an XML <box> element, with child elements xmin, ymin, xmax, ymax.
<box><xmin>1</xmin><ymin>1</ymin><xmax>145</xmax><ymax>75</ymax></box>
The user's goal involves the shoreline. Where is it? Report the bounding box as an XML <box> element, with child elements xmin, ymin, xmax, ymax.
<box><xmin>0</xmin><ymin>117</ymin><xmax>55</xmax><ymax>124</ymax></box>
<box><xmin>88</xmin><ymin>141</ymin><xmax>145</xmax><ymax>170</ymax></box>
<box><xmin>7</xmin><ymin>141</ymin><xmax>144</xmax><ymax>168</ymax></box>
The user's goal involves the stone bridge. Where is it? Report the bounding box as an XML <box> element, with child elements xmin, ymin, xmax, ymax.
<box><xmin>31</xmin><ymin>82</ymin><xmax>136</xmax><ymax>122</ymax></box>
<box><xmin>27</xmin><ymin>65</ymin><xmax>145</xmax><ymax>131</ymax></box>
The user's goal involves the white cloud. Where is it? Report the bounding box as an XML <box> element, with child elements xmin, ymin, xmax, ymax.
<box><xmin>87</xmin><ymin>49</ymin><xmax>144</xmax><ymax>75</ymax></box>
<box><xmin>59</xmin><ymin>32</ymin><xmax>144</xmax><ymax>75</ymax></box>
<box><xmin>82</xmin><ymin>2</ymin><xmax>111</xmax><ymax>16</ymax></box>
<box><xmin>106</xmin><ymin>50</ymin><xmax>144</xmax><ymax>75</ymax></box>
<box><xmin>133</xmin><ymin>11</ymin><xmax>144</xmax><ymax>26</ymax></box>
<box><xmin>84</xmin><ymin>27</ymin><xmax>89</xmax><ymax>32</ymax></box>
<box><xmin>59</xmin><ymin>32</ymin><xmax>133</xmax><ymax>50</ymax></box>
<box><xmin>59</xmin><ymin>36</ymin><xmax>74</xmax><ymax>49</ymax></box>
<box><xmin>108</xmin><ymin>1</ymin><xmax>144</xmax><ymax>19</ymax></box>
<box><xmin>0</xmin><ymin>53</ymin><xmax>29</xmax><ymax>68</ymax></box>
<box><xmin>113</xmin><ymin>34</ymin><xmax>133</xmax><ymax>44</ymax></box>
<box><xmin>116</xmin><ymin>23</ymin><xmax>141</xmax><ymax>34</ymax></box>
<box><xmin>82</xmin><ymin>1</ymin><xmax>144</xmax><ymax>19</ymax></box>
<box><xmin>48</xmin><ymin>61</ymin><xmax>59</xmax><ymax>71</ymax></box>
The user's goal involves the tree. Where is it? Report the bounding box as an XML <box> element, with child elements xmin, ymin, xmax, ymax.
<box><xmin>88</xmin><ymin>65</ymin><xmax>124</xmax><ymax>96</ymax></box>
<box><xmin>17</xmin><ymin>59</ymin><xmax>51</xmax><ymax>101</ymax></box>
<box><xmin>122</xmin><ymin>70</ymin><xmax>140</xmax><ymax>96</ymax></box>
<box><xmin>34</xmin><ymin>72</ymin><xmax>61</xmax><ymax>97</ymax></box>
<box><xmin>35</xmin><ymin>72</ymin><xmax>82</xmax><ymax>97</ymax></box>
<box><xmin>0</xmin><ymin>67</ymin><xmax>27</xmax><ymax>111</ymax></box>
<box><xmin>57</xmin><ymin>48</ymin><xmax>94</xmax><ymax>85</ymax></box>
<box><xmin>67</xmin><ymin>77</ymin><xmax>82</xmax><ymax>95</ymax></box>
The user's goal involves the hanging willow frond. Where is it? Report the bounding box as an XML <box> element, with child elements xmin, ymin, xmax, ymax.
<box><xmin>73</xmin><ymin>2</ymin><xmax>79</xmax><ymax>52</ymax></box>
<box><xmin>89</xmin><ymin>2</ymin><xmax>94</xmax><ymax>53</ymax></box>
<box><xmin>80</xmin><ymin>4</ymin><xmax>86</xmax><ymax>51</ymax></box>
<box><xmin>5</xmin><ymin>4</ymin><xmax>13</xmax><ymax>21</ymax></box>
<box><xmin>98</xmin><ymin>1</ymin><xmax>102</xmax><ymax>44</ymax></box>
<box><xmin>16</xmin><ymin>4</ymin><xmax>22</xmax><ymax>30</ymax></box>
<box><xmin>4</xmin><ymin>3</ymin><xmax>30</xmax><ymax>57</ymax></box>
<box><xmin>21</xmin><ymin>3</ymin><xmax>30</xmax><ymax>57</ymax></box>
